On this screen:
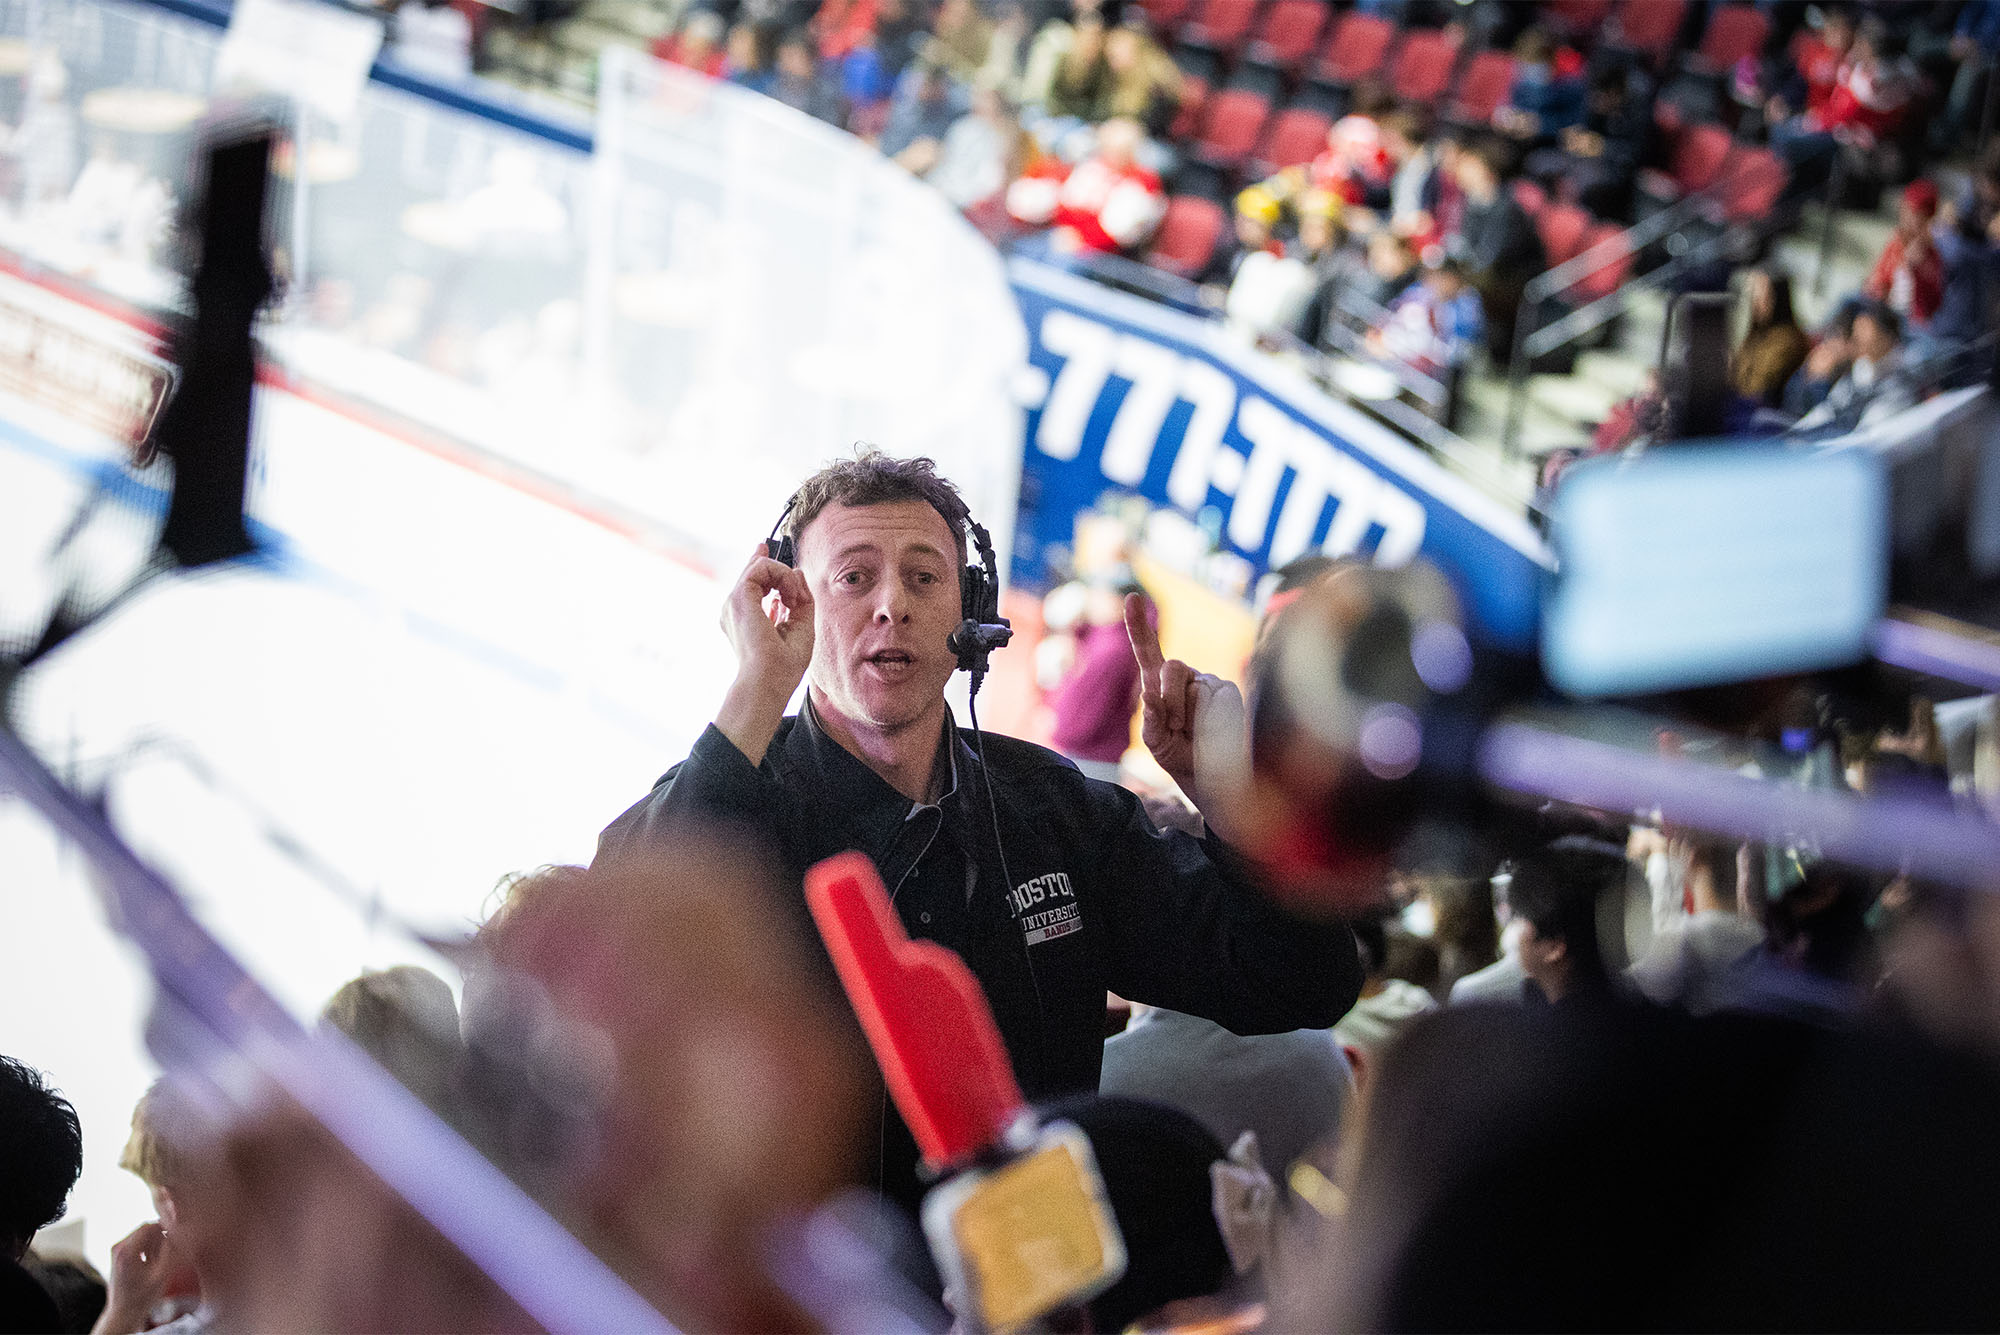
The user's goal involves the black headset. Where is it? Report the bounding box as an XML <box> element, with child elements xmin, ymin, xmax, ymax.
<box><xmin>765</xmin><ymin>493</ymin><xmax>1014</xmax><ymax>691</ymax></box>
<box><xmin>765</xmin><ymin>488</ymin><xmax>1046</xmax><ymax>1061</ymax></box>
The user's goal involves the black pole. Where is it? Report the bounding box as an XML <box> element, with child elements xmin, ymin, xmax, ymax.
<box><xmin>156</xmin><ymin>124</ymin><xmax>276</xmax><ymax>569</ymax></box>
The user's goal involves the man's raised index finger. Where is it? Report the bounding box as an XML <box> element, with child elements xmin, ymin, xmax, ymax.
<box><xmin>1124</xmin><ymin>592</ymin><xmax>1165</xmax><ymax>682</ymax></box>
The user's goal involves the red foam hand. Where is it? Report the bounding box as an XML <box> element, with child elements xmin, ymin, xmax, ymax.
<box><xmin>804</xmin><ymin>851</ymin><xmax>1026</xmax><ymax>1169</ymax></box>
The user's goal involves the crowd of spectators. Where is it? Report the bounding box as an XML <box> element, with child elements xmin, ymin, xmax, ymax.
<box><xmin>1577</xmin><ymin>141</ymin><xmax>2000</xmax><ymax>467</ymax></box>
<box><xmin>638</xmin><ymin>0</ymin><xmax>2000</xmax><ymax>439</ymax></box>
<box><xmin>11</xmin><ymin>566</ymin><xmax>2000</xmax><ymax>1329</ymax></box>
<box><xmin>10</xmin><ymin>5</ymin><xmax>2000</xmax><ymax>1332</ymax></box>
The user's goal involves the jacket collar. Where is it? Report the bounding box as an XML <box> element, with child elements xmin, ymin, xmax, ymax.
<box><xmin>783</xmin><ymin>695</ymin><xmax>976</xmax><ymax>852</ymax></box>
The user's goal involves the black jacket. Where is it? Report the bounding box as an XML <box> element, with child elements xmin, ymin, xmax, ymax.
<box><xmin>596</xmin><ymin>702</ymin><xmax>1363</xmax><ymax>1208</ymax></box>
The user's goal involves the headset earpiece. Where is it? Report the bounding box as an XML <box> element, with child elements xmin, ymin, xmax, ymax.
<box><xmin>766</xmin><ymin>497</ymin><xmax>799</xmax><ymax>568</ymax></box>
<box><xmin>951</xmin><ymin>518</ymin><xmax>1011</xmax><ymax>679</ymax></box>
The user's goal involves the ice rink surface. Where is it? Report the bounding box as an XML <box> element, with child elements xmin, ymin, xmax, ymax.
<box><xmin>0</xmin><ymin>373</ymin><xmax>740</xmax><ymax>1270</ymax></box>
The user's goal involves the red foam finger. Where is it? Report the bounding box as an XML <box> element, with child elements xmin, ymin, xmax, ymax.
<box><xmin>805</xmin><ymin>852</ymin><xmax>1026</xmax><ymax>1169</ymax></box>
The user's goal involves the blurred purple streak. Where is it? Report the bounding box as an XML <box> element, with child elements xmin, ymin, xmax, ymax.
<box><xmin>1478</xmin><ymin>720</ymin><xmax>2000</xmax><ymax>893</ymax></box>
<box><xmin>1872</xmin><ymin>618</ymin><xmax>2000</xmax><ymax>694</ymax></box>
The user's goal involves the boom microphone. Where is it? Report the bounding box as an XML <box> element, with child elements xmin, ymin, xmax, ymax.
<box><xmin>946</xmin><ymin>618</ymin><xmax>1013</xmax><ymax>668</ymax></box>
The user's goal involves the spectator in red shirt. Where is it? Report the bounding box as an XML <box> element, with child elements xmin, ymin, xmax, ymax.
<box><xmin>1005</xmin><ymin>116</ymin><xmax>1167</xmax><ymax>255</ymax></box>
<box><xmin>1298</xmin><ymin>86</ymin><xmax>1396</xmax><ymax>207</ymax></box>
<box><xmin>1818</xmin><ymin>21</ymin><xmax>1915</xmax><ymax>147</ymax></box>
<box><xmin>1772</xmin><ymin>18</ymin><xmax>1915</xmax><ymax>167</ymax></box>
<box><xmin>654</xmin><ymin>9</ymin><xmax>727</xmax><ymax>78</ymax></box>
<box><xmin>813</xmin><ymin>0</ymin><xmax>878</xmax><ymax>62</ymax></box>
<box><xmin>1766</xmin><ymin>7</ymin><xmax>1855</xmax><ymax>126</ymax></box>
<box><xmin>1864</xmin><ymin>180</ymin><xmax>1945</xmax><ymax>326</ymax></box>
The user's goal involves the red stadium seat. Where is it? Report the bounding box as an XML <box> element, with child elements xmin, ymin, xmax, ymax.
<box><xmin>1136</xmin><ymin>0</ymin><xmax>1195</xmax><ymax>36</ymax></box>
<box><xmin>1449</xmin><ymin>50</ymin><xmax>1516</xmax><ymax>125</ymax></box>
<box><xmin>1673</xmin><ymin>122</ymin><xmax>1737</xmax><ymax>193</ymax></box>
<box><xmin>1607</xmin><ymin>0</ymin><xmax>1687</xmax><ymax>64</ymax></box>
<box><xmin>1511</xmin><ymin>178</ymin><xmax>1549</xmax><ymax>217</ymax></box>
<box><xmin>1389</xmin><ymin>28</ymin><xmax>1461</xmax><ymax>105</ymax></box>
<box><xmin>1570</xmin><ymin>224</ymin><xmax>1635</xmax><ymax>304</ymax></box>
<box><xmin>1716</xmin><ymin>146</ymin><xmax>1787</xmax><ymax>221</ymax></box>
<box><xmin>1537</xmin><ymin>202</ymin><xmax>1593</xmax><ymax>268</ymax></box>
<box><xmin>1147</xmin><ymin>195</ymin><xmax>1227</xmax><ymax>277</ymax></box>
<box><xmin>1248</xmin><ymin>0</ymin><xmax>1327</xmax><ymax>71</ymax></box>
<box><xmin>1695</xmin><ymin>4</ymin><xmax>1770</xmax><ymax>72</ymax></box>
<box><xmin>1643</xmin><ymin>120</ymin><xmax>1735</xmax><ymax>199</ymax></box>
<box><xmin>1545</xmin><ymin>0</ymin><xmax>1613</xmax><ymax>40</ymax></box>
<box><xmin>1181</xmin><ymin>0</ymin><xmax>1260</xmax><ymax>54</ymax></box>
<box><xmin>1639</xmin><ymin>122</ymin><xmax>1741</xmax><ymax>207</ymax></box>
<box><xmin>1193</xmin><ymin>87</ymin><xmax>1273</xmax><ymax>171</ymax></box>
<box><xmin>1313</xmin><ymin>12</ymin><xmax>1394</xmax><ymax>85</ymax></box>
<box><xmin>1169</xmin><ymin>75</ymin><xmax>1210</xmax><ymax>141</ymax></box>
<box><xmin>1252</xmin><ymin>106</ymin><xmax>1333</xmax><ymax>176</ymax></box>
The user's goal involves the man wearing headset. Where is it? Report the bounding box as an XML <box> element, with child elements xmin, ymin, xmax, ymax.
<box><xmin>597</xmin><ymin>451</ymin><xmax>1362</xmax><ymax>1212</ymax></box>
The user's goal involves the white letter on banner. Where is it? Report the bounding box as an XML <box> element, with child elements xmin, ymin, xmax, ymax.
<box><xmin>1228</xmin><ymin>395</ymin><xmax>1299</xmax><ymax>551</ymax></box>
<box><xmin>1229</xmin><ymin>394</ymin><xmax>1433</xmax><ymax>568</ymax></box>
<box><xmin>1036</xmin><ymin>310</ymin><xmax>1118</xmax><ymax>461</ymax></box>
<box><xmin>1164</xmin><ymin>360</ymin><xmax>1238</xmax><ymax>510</ymax></box>
<box><xmin>1315</xmin><ymin>452</ymin><xmax>1386</xmax><ymax>560</ymax></box>
<box><xmin>1370</xmin><ymin>485</ymin><xmax>1428</xmax><ymax>566</ymax></box>
<box><xmin>1276</xmin><ymin>450</ymin><xmax>1380</xmax><ymax>566</ymax></box>
<box><xmin>1099</xmin><ymin>335</ymin><xmax>1182</xmax><ymax>486</ymax></box>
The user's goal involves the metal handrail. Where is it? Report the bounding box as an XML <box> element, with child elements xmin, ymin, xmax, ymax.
<box><xmin>1521</xmin><ymin>143</ymin><xmax>1791</xmax><ymax>308</ymax></box>
<box><xmin>1061</xmin><ymin>243</ymin><xmax>1463</xmax><ymax>414</ymax></box>
<box><xmin>1525</xmin><ymin>230</ymin><xmax>1733</xmax><ymax>360</ymax></box>
<box><xmin>1261</xmin><ymin>326</ymin><xmax>1544</xmax><ymax>519</ymax></box>
<box><xmin>1318</xmin><ymin>314</ymin><xmax>1452</xmax><ymax>412</ymax></box>
<box><xmin>1500</xmin><ymin>143</ymin><xmax>1820</xmax><ymax>455</ymax></box>
<box><xmin>1321</xmin><ymin>283</ymin><xmax>1455</xmax><ymax>409</ymax></box>
<box><xmin>1045</xmin><ymin>239</ymin><xmax>1532</xmax><ymax>514</ymax></box>
<box><xmin>1656</xmin><ymin>289</ymin><xmax>1737</xmax><ymax>366</ymax></box>
<box><xmin>1063</xmin><ymin>248</ymin><xmax>1217</xmax><ymax>314</ymax></box>
<box><xmin>1331</xmin><ymin>283</ymin><xmax>1397</xmax><ymax>332</ymax></box>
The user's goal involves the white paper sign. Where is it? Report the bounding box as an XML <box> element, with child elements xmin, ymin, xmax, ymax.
<box><xmin>215</xmin><ymin>0</ymin><xmax>384</xmax><ymax>125</ymax></box>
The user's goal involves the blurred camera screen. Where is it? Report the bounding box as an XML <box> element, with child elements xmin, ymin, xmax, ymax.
<box><xmin>1544</xmin><ymin>445</ymin><xmax>1888</xmax><ymax>698</ymax></box>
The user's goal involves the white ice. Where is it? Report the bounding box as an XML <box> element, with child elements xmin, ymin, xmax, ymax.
<box><xmin>0</xmin><ymin>372</ymin><xmax>736</xmax><ymax>1274</ymax></box>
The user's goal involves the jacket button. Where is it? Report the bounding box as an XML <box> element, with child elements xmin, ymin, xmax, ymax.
<box><xmin>920</xmin><ymin>912</ymin><xmax>933</xmax><ymax>924</ymax></box>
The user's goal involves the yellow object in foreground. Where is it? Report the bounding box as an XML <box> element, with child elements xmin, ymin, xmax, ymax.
<box><xmin>933</xmin><ymin>1127</ymin><xmax>1127</xmax><ymax>1331</ymax></box>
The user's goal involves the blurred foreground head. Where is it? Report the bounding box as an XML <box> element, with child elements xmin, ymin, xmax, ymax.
<box><xmin>1297</xmin><ymin>1001</ymin><xmax>2000</xmax><ymax>1330</ymax></box>
<box><xmin>1040</xmin><ymin>1095</ymin><xmax>1268</xmax><ymax>1334</ymax></box>
<box><xmin>0</xmin><ymin>1055</ymin><xmax>81</xmax><ymax>1262</ymax></box>
<box><xmin>1242</xmin><ymin>563</ymin><xmax>1479</xmax><ymax>915</ymax></box>
<box><xmin>144</xmin><ymin>832</ymin><xmax>869</xmax><ymax>1332</ymax></box>
<box><xmin>471</xmin><ymin>833</ymin><xmax>872</xmax><ymax>1330</ymax></box>
<box><xmin>320</xmin><ymin>965</ymin><xmax>462</xmax><ymax>1114</ymax></box>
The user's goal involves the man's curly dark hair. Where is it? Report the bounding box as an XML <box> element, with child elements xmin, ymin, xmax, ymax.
<box><xmin>0</xmin><ymin>1055</ymin><xmax>83</xmax><ymax>1259</ymax></box>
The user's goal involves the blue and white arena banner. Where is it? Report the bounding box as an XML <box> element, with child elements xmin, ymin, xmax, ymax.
<box><xmin>1007</xmin><ymin>258</ymin><xmax>1551</xmax><ymax>653</ymax></box>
